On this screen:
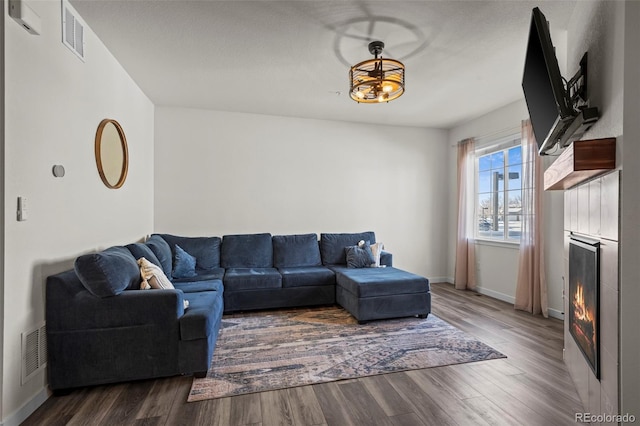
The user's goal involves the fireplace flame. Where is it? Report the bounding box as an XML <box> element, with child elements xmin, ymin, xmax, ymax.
<box><xmin>572</xmin><ymin>282</ymin><xmax>596</xmax><ymax>348</ymax></box>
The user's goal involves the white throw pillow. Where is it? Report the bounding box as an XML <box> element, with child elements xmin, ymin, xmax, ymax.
<box><xmin>138</xmin><ymin>257</ymin><xmax>175</xmax><ymax>290</ymax></box>
<box><xmin>370</xmin><ymin>242</ymin><xmax>385</xmax><ymax>267</ymax></box>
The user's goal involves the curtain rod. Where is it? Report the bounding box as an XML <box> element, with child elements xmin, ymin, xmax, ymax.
<box><xmin>451</xmin><ymin>124</ymin><xmax>521</xmax><ymax>147</ymax></box>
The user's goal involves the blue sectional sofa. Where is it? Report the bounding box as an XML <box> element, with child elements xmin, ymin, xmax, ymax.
<box><xmin>46</xmin><ymin>231</ymin><xmax>430</xmax><ymax>391</ymax></box>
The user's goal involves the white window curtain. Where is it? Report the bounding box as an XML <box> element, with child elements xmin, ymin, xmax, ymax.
<box><xmin>454</xmin><ymin>138</ymin><xmax>476</xmax><ymax>290</ymax></box>
<box><xmin>515</xmin><ymin>120</ymin><xmax>548</xmax><ymax>317</ymax></box>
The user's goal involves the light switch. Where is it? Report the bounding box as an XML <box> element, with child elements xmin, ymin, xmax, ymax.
<box><xmin>17</xmin><ymin>196</ymin><xmax>28</xmax><ymax>221</ymax></box>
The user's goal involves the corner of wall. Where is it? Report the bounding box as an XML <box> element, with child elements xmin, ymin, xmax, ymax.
<box><xmin>0</xmin><ymin>0</ymin><xmax>6</xmax><ymax>422</ymax></box>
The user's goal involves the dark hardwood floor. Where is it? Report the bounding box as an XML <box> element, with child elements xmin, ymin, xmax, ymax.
<box><xmin>23</xmin><ymin>283</ymin><xmax>584</xmax><ymax>425</ymax></box>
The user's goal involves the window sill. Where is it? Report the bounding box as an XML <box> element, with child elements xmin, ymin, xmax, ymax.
<box><xmin>474</xmin><ymin>239</ymin><xmax>520</xmax><ymax>250</ymax></box>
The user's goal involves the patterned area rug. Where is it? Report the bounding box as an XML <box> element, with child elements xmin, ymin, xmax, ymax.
<box><xmin>188</xmin><ymin>306</ymin><xmax>505</xmax><ymax>402</ymax></box>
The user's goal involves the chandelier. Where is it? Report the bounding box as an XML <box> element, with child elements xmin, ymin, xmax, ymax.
<box><xmin>349</xmin><ymin>41</ymin><xmax>405</xmax><ymax>103</ymax></box>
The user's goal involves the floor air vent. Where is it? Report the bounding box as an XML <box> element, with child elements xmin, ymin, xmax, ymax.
<box><xmin>22</xmin><ymin>322</ymin><xmax>47</xmax><ymax>384</ymax></box>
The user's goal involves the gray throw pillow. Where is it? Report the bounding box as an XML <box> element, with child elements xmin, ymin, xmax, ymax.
<box><xmin>345</xmin><ymin>242</ymin><xmax>375</xmax><ymax>268</ymax></box>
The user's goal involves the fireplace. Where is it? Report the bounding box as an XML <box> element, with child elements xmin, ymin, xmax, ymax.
<box><xmin>569</xmin><ymin>235</ymin><xmax>600</xmax><ymax>379</ymax></box>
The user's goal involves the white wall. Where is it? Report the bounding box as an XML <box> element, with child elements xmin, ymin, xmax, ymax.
<box><xmin>154</xmin><ymin>107</ymin><xmax>449</xmax><ymax>279</ymax></box>
<box><xmin>446</xmin><ymin>99</ymin><xmax>565</xmax><ymax>318</ymax></box>
<box><xmin>3</xmin><ymin>2</ymin><xmax>154</xmax><ymax>424</ymax></box>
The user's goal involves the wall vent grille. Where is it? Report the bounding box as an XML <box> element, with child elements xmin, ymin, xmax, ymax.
<box><xmin>21</xmin><ymin>322</ymin><xmax>47</xmax><ymax>384</ymax></box>
<box><xmin>62</xmin><ymin>0</ymin><xmax>85</xmax><ymax>61</ymax></box>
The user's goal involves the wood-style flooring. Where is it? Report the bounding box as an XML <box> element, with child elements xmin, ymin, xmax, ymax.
<box><xmin>22</xmin><ymin>283</ymin><xmax>584</xmax><ymax>425</ymax></box>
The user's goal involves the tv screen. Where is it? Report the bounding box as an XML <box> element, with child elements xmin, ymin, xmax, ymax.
<box><xmin>522</xmin><ymin>7</ymin><xmax>574</xmax><ymax>154</ymax></box>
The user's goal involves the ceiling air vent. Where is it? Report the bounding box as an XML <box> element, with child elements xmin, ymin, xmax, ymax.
<box><xmin>21</xmin><ymin>322</ymin><xmax>47</xmax><ymax>384</ymax></box>
<box><xmin>62</xmin><ymin>0</ymin><xmax>85</xmax><ymax>61</ymax></box>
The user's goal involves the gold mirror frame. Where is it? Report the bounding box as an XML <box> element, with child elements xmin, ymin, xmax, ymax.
<box><xmin>95</xmin><ymin>119</ymin><xmax>129</xmax><ymax>189</ymax></box>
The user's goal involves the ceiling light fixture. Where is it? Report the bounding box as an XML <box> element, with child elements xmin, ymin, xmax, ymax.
<box><xmin>349</xmin><ymin>41</ymin><xmax>405</xmax><ymax>104</ymax></box>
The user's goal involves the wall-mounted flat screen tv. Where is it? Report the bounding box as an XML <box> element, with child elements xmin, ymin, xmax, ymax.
<box><xmin>522</xmin><ymin>7</ymin><xmax>575</xmax><ymax>155</ymax></box>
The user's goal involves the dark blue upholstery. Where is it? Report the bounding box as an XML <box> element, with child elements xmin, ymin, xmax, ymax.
<box><xmin>74</xmin><ymin>246</ymin><xmax>141</xmax><ymax>297</ymax></box>
<box><xmin>224</xmin><ymin>286</ymin><xmax>336</xmax><ymax>313</ymax></box>
<box><xmin>47</xmin><ymin>240</ymin><xmax>224</xmax><ymax>391</ymax></box>
<box><xmin>146</xmin><ymin>234</ymin><xmax>173</xmax><ymax>276</ymax></box>
<box><xmin>174</xmin><ymin>279</ymin><xmax>223</xmax><ymax>293</ymax></box>
<box><xmin>126</xmin><ymin>243</ymin><xmax>162</xmax><ymax>267</ymax></box>
<box><xmin>336</xmin><ymin>267</ymin><xmax>430</xmax><ymax>297</ymax></box>
<box><xmin>223</xmin><ymin>268</ymin><xmax>282</xmax><ymax>291</ymax></box>
<box><xmin>156</xmin><ymin>234</ymin><xmax>222</xmax><ymax>270</ymax></box>
<box><xmin>172</xmin><ymin>268</ymin><xmax>225</xmax><ymax>284</ymax></box>
<box><xmin>272</xmin><ymin>233</ymin><xmax>322</xmax><ymax>267</ymax></box>
<box><xmin>320</xmin><ymin>232</ymin><xmax>376</xmax><ymax>265</ymax></box>
<box><xmin>380</xmin><ymin>251</ymin><xmax>393</xmax><ymax>267</ymax></box>
<box><xmin>221</xmin><ymin>233</ymin><xmax>273</xmax><ymax>268</ymax></box>
<box><xmin>173</xmin><ymin>244</ymin><xmax>198</xmax><ymax>278</ymax></box>
<box><xmin>278</xmin><ymin>266</ymin><xmax>335</xmax><ymax>288</ymax></box>
<box><xmin>46</xmin><ymin>269</ymin><xmax>191</xmax><ymax>390</ymax></box>
<box><xmin>335</xmin><ymin>267</ymin><xmax>431</xmax><ymax>322</ymax></box>
<box><xmin>180</xmin><ymin>290</ymin><xmax>223</xmax><ymax>341</ymax></box>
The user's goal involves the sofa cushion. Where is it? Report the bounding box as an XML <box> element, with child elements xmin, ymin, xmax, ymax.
<box><xmin>278</xmin><ymin>266</ymin><xmax>335</xmax><ymax>288</ymax></box>
<box><xmin>180</xmin><ymin>290</ymin><xmax>223</xmax><ymax>341</ymax></box>
<box><xmin>272</xmin><ymin>233</ymin><xmax>322</xmax><ymax>268</ymax></box>
<box><xmin>221</xmin><ymin>233</ymin><xmax>273</xmax><ymax>268</ymax></box>
<box><xmin>74</xmin><ymin>246</ymin><xmax>141</xmax><ymax>298</ymax></box>
<box><xmin>346</xmin><ymin>242</ymin><xmax>375</xmax><ymax>268</ymax></box>
<box><xmin>320</xmin><ymin>232</ymin><xmax>376</xmax><ymax>265</ymax></box>
<box><xmin>336</xmin><ymin>267</ymin><xmax>430</xmax><ymax>298</ymax></box>
<box><xmin>126</xmin><ymin>243</ymin><xmax>162</xmax><ymax>267</ymax></box>
<box><xmin>172</xmin><ymin>268</ymin><xmax>225</xmax><ymax>284</ymax></box>
<box><xmin>157</xmin><ymin>234</ymin><xmax>222</xmax><ymax>270</ymax></box>
<box><xmin>145</xmin><ymin>235</ymin><xmax>173</xmax><ymax>276</ymax></box>
<box><xmin>173</xmin><ymin>244</ymin><xmax>197</xmax><ymax>279</ymax></box>
<box><xmin>174</xmin><ymin>279</ymin><xmax>224</xmax><ymax>294</ymax></box>
<box><xmin>138</xmin><ymin>258</ymin><xmax>174</xmax><ymax>290</ymax></box>
<box><xmin>223</xmin><ymin>268</ymin><xmax>281</xmax><ymax>291</ymax></box>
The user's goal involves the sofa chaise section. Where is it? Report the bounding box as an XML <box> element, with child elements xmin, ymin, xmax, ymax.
<box><xmin>46</xmin><ymin>239</ymin><xmax>224</xmax><ymax>391</ymax></box>
<box><xmin>320</xmin><ymin>232</ymin><xmax>431</xmax><ymax>323</ymax></box>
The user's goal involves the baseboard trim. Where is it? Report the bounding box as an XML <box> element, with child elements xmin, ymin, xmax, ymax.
<box><xmin>429</xmin><ymin>276</ymin><xmax>449</xmax><ymax>284</ymax></box>
<box><xmin>547</xmin><ymin>307</ymin><xmax>564</xmax><ymax>320</ymax></box>
<box><xmin>2</xmin><ymin>386</ymin><xmax>49</xmax><ymax>426</ymax></box>
<box><xmin>475</xmin><ymin>287</ymin><xmax>564</xmax><ymax>320</ymax></box>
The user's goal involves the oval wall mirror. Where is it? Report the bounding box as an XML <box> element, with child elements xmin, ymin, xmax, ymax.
<box><xmin>95</xmin><ymin>119</ymin><xmax>129</xmax><ymax>189</ymax></box>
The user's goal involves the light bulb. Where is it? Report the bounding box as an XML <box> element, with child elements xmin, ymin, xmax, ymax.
<box><xmin>382</xmin><ymin>84</ymin><xmax>393</xmax><ymax>93</ymax></box>
<box><xmin>356</xmin><ymin>91</ymin><xmax>365</xmax><ymax>99</ymax></box>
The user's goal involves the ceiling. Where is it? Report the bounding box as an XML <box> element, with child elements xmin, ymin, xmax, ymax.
<box><xmin>70</xmin><ymin>0</ymin><xmax>577</xmax><ymax>129</ymax></box>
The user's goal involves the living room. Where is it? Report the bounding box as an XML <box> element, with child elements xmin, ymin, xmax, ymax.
<box><xmin>2</xmin><ymin>1</ymin><xmax>639</xmax><ymax>425</ymax></box>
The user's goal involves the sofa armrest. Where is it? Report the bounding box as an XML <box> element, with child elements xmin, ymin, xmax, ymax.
<box><xmin>380</xmin><ymin>251</ymin><xmax>393</xmax><ymax>267</ymax></box>
<box><xmin>46</xmin><ymin>270</ymin><xmax>185</xmax><ymax>331</ymax></box>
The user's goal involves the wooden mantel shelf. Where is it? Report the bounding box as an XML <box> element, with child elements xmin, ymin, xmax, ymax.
<box><xmin>544</xmin><ymin>138</ymin><xmax>616</xmax><ymax>191</ymax></box>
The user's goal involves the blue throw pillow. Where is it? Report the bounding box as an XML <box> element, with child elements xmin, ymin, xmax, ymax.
<box><xmin>173</xmin><ymin>244</ymin><xmax>197</xmax><ymax>279</ymax></box>
<box><xmin>345</xmin><ymin>242</ymin><xmax>375</xmax><ymax>268</ymax></box>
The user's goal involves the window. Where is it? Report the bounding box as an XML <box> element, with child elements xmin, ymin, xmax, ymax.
<box><xmin>476</xmin><ymin>136</ymin><xmax>522</xmax><ymax>241</ymax></box>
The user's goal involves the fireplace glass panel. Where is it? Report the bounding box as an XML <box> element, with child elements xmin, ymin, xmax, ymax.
<box><xmin>569</xmin><ymin>236</ymin><xmax>600</xmax><ymax>379</ymax></box>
